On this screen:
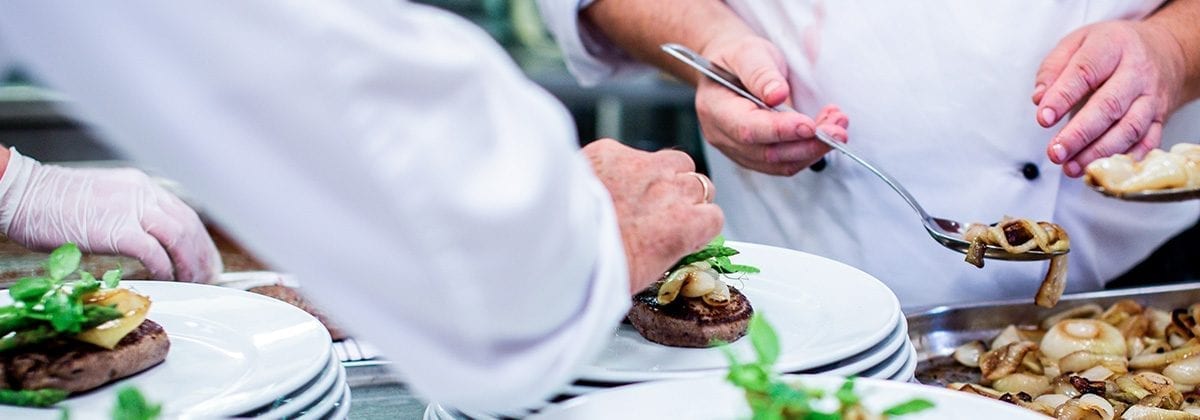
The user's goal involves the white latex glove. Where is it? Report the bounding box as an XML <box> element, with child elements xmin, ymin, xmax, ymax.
<box><xmin>0</xmin><ymin>148</ymin><xmax>221</xmax><ymax>282</ymax></box>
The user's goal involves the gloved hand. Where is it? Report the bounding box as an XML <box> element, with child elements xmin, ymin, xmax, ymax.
<box><xmin>0</xmin><ymin>148</ymin><xmax>222</xmax><ymax>282</ymax></box>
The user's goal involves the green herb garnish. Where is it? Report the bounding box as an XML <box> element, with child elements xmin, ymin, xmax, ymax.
<box><xmin>0</xmin><ymin>243</ymin><xmax>127</xmax><ymax>408</ymax></box>
<box><xmin>0</xmin><ymin>388</ymin><xmax>68</xmax><ymax>408</ymax></box>
<box><xmin>674</xmin><ymin>235</ymin><xmax>760</xmax><ymax>275</ymax></box>
<box><xmin>722</xmin><ymin>314</ymin><xmax>934</xmax><ymax>419</ymax></box>
<box><xmin>111</xmin><ymin>386</ymin><xmax>161</xmax><ymax>420</ymax></box>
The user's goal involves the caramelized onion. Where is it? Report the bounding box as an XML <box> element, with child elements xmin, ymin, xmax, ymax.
<box><xmin>1042</xmin><ymin>319</ymin><xmax>1127</xmax><ymax>360</ymax></box>
<box><xmin>954</xmin><ymin>340</ymin><xmax>986</xmax><ymax>367</ymax></box>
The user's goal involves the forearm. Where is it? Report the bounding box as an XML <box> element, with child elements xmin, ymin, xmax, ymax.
<box><xmin>1146</xmin><ymin>0</ymin><xmax>1200</xmax><ymax>109</ymax></box>
<box><xmin>582</xmin><ymin>0</ymin><xmax>756</xmax><ymax>85</ymax></box>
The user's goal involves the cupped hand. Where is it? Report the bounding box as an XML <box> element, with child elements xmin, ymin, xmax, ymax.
<box><xmin>582</xmin><ymin>139</ymin><xmax>724</xmax><ymax>293</ymax></box>
<box><xmin>0</xmin><ymin>150</ymin><xmax>222</xmax><ymax>282</ymax></box>
<box><xmin>696</xmin><ymin>35</ymin><xmax>849</xmax><ymax>176</ymax></box>
<box><xmin>1034</xmin><ymin>20</ymin><xmax>1188</xmax><ymax>177</ymax></box>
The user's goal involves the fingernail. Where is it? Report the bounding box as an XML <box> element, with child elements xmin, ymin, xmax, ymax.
<box><xmin>764</xmin><ymin>81</ymin><xmax>781</xmax><ymax>97</ymax></box>
<box><xmin>1040</xmin><ymin>107</ymin><xmax>1057</xmax><ymax>125</ymax></box>
<box><xmin>1032</xmin><ymin>84</ymin><xmax>1046</xmax><ymax>103</ymax></box>
<box><xmin>1051</xmin><ymin>143</ymin><xmax>1068</xmax><ymax>162</ymax></box>
<box><xmin>796</xmin><ymin>124</ymin><xmax>814</xmax><ymax>137</ymax></box>
<box><xmin>1065</xmin><ymin>161</ymin><xmax>1081</xmax><ymax>177</ymax></box>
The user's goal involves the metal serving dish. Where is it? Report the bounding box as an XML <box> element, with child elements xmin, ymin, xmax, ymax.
<box><xmin>907</xmin><ymin>282</ymin><xmax>1200</xmax><ymax>385</ymax></box>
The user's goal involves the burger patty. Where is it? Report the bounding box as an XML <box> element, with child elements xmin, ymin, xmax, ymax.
<box><xmin>0</xmin><ymin>319</ymin><xmax>169</xmax><ymax>393</ymax></box>
<box><xmin>627</xmin><ymin>284</ymin><xmax>753</xmax><ymax>348</ymax></box>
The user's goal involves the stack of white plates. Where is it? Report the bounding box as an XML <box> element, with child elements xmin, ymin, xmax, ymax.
<box><xmin>430</xmin><ymin>242</ymin><xmax>914</xmax><ymax>419</ymax></box>
<box><xmin>0</xmin><ymin>281</ymin><xmax>350</xmax><ymax>419</ymax></box>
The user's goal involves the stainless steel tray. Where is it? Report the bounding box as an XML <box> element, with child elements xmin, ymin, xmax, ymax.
<box><xmin>906</xmin><ymin>282</ymin><xmax>1200</xmax><ymax>384</ymax></box>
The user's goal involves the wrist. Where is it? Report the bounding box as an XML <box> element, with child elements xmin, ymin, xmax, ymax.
<box><xmin>1143</xmin><ymin>5</ymin><xmax>1200</xmax><ymax>110</ymax></box>
<box><xmin>0</xmin><ymin>148</ymin><xmax>39</xmax><ymax>233</ymax></box>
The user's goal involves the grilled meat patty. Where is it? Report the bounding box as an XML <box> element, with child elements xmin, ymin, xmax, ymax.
<box><xmin>628</xmin><ymin>283</ymin><xmax>753</xmax><ymax>348</ymax></box>
<box><xmin>0</xmin><ymin>319</ymin><xmax>169</xmax><ymax>393</ymax></box>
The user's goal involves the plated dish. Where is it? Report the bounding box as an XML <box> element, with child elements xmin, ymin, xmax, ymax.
<box><xmin>0</xmin><ymin>280</ymin><xmax>331</xmax><ymax>419</ymax></box>
<box><xmin>580</xmin><ymin>241</ymin><xmax>900</xmax><ymax>382</ymax></box>
<box><xmin>526</xmin><ymin>375</ymin><xmax>1043</xmax><ymax>420</ymax></box>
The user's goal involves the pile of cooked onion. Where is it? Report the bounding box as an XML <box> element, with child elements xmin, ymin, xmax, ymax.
<box><xmin>964</xmin><ymin>217</ymin><xmax>1071</xmax><ymax>307</ymax></box>
<box><xmin>948</xmin><ymin>299</ymin><xmax>1200</xmax><ymax>419</ymax></box>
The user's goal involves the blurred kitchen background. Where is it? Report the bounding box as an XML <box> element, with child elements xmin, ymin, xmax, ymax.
<box><xmin>0</xmin><ymin>0</ymin><xmax>1196</xmax><ymax>287</ymax></box>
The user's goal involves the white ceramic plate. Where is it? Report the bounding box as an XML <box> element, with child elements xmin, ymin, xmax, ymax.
<box><xmin>248</xmin><ymin>352</ymin><xmax>341</xmax><ymax>418</ymax></box>
<box><xmin>0</xmin><ymin>281</ymin><xmax>331</xmax><ymax>419</ymax></box>
<box><xmin>801</xmin><ymin>315</ymin><xmax>907</xmax><ymax>377</ymax></box>
<box><xmin>326</xmin><ymin>383</ymin><xmax>352</xmax><ymax>420</ymax></box>
<box><xmin>860</xmin><ymin>341</ymin><xmax>911</xmax><ymax>379</ymax></box>
<box><xmin>296</xmin><ymin>375</ymin><xmax>349</xmax><ymax>420</ymax></box>
<box><xmin>581</xmin><ymin>242</ymin><xmax>900</xmax><ymax>382</ymax></box>
<box><xmin>528</xmin><ymin>375</ymin><xmax>1047</xmax><ymax>420</ymax></box>
<box><xmin>891</xmin><ymin>342</ymin><xmax>919</xmax><ymax>382</ymax></box>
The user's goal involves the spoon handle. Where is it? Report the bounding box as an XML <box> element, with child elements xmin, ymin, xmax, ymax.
<box><xmin>660</xmin><ymin>43</ymin><xmax>932</xmax><ymax>221</ymax></box>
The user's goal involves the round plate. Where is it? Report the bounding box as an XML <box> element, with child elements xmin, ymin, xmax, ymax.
<box><xmin>799</xmin><ymin>316</ymin><xmax>907</xmax><ymax>376</ymax></box>
<box><xmin>326</xmin><ymin>384</ymin><xmax>352</xmax><ymax>420</ymax></box>
<box><xmin>861</xmin><ymin>340</ymin><xmax>911</xmax><ymax>379</ymax></box>
<box><xmin>246</xmin><ymin>352</ymin><xmax>341</xmax><ymax>418</ymax></box>
<box><xmin>580</xmin><ymin>241</ymin><xmax>900</xmax><ymax>382</ymax></box>
<box><xmin>0</xmin><ymin>281</ymin><xmax>331</xmax><ymax>419</ymax></box>
<box><xmin>891</xmin><ymin>342</ymin><xmax>919</xmax><ymax>382</ymax></box>
<box><xmin>527</xmin><ymin>375</ymin><xmax>1046</xmax><ymax>420</ymax></box>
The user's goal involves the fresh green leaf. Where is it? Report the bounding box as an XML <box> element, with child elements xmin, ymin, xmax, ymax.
<box><xmin>81</xmin><ymin>304</ymin><xmax>124</xmax><ymax>329</ymax></box>
<box><xmin>749</xmin><ymin>313</ymin><xmax>780</xmax><ymax>366</ymax></box>
<box><xmin>883</xmin><ymin>399</ymin><xmax>935</xmax><ymax>416</ymax></box>
<box><xmin>42</xmin><ymin>292</ymin><xmax>83</xmax><ymax>333</ymax></box>
<box><xmin>835</xmin><ymin>377</ymin><xmax>859</xmax><ymax>407</ymax></box>
<box><xmin>102</xmin><ymin>268</ymin><xmax>122</xmax><ymax>289</ymax></box>
<box><xmin>58</xmin><ymin>406</ymin><xmax>69</xmax><ymax>420</ymax></box>
<box><xmin>724</xmin><ymin>264</ymin><xmax>761</xmax><ymax>274</ymax></box>
<box><xmin>46</xmin><ymin>244</ymin><xmax>81</xmax><ymax>281</ymax></box>
<box><xmin>10</xmin><ymin>277</ymin><xmax>53</xmax><ymax>302</ymax></box>
<box><xmin>112</xmin><ymin>386</ymin><xmax>161</xmax><ymax>420</ymax></box>
<box><xmin>0</xmin><ymin>388</ymin><xmax>68</xmax><ymax>408</ymax></box>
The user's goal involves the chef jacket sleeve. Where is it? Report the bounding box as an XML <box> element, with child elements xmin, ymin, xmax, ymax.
<box><xmin>537</xmin><ymin>0</ymin><xmax>658</xmax><ymax>86</ymax></box>
<box><xmin>0</xmin><ymin>1</ymin><xmax>630</xmax><ymax>412</ymax></box>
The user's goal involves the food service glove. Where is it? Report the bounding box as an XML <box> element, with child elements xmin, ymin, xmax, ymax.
<box><xmin>0</xmin><ymin>148</ymin><xmax>221</xmax><ymax>282</ymax></box>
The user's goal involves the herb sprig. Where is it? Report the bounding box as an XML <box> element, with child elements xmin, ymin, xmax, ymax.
<box><xmin>111</xmin><ymin>386</ymin><xmax>161</xmax><ymax>420</ymax></box>
<box><xmin>674</xmin><ymin>235</ymin><xmax>760</xmax><ymax>275</ymax></box>
<box><xmin>722</xmin><ymin>314</ymin><xmax>934</xmax><ymax>419</ymax></box>
<box><xmin>0</xmin><ymin>243</ymin><xmax>127</xmax><ymax>409</ymax></box>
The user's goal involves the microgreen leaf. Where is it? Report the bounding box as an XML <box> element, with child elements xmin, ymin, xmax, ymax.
<box><xmin>749</xmin><ymin>313</ymin><xmax>780</xmax><ymax>366</ymax></box>
<box><xmin>46</xmin><ymin>243</ymin><xmax>81</xmax><ymax>281</ymax></box>
<box><xmin>112</xmin><ymin>386</ymin><xmax>161</xmax><ymax>420</ymax></box>
<box><xmin>10</xmin><ymin>277</ymin><xmax>53</xmax><ymax>302</ymax></box>
<box><xmin>883</xmin><ymin>399</ymin><xmax>935</xmax><ymax>416</ymax></box>
<box><xmin>102</xmin><ymin>268</ymin><xmax>122</xmax><ymax>288</ymax></box>
<box><xmin>835</xmin><ymin>377</ymin><xmax>859</xmax><ymax>407</ymax></box>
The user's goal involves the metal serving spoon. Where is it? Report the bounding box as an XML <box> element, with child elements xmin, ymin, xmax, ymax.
<box><xmin>661</xmin><ymin>43</ymin><xmax>1064</xmax><ymax>261</ymax></box>
<box><xmin>1089</xmin><ymin>184</ymin><xmax>1200</xmax><ymax>202</ymax></box>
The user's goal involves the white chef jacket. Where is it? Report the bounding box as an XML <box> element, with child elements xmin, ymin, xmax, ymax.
<box><xmin>0</xmin><ymin>1</ymin><xmax>630</xmax><ymax>412</ymax></box>
<box><xmin>541</xmin><ymin>0</ymin><xmax>1200</xmax><ymax>309</ymax></box>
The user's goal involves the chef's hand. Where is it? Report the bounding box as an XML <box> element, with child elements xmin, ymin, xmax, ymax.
<box><xmin>0</xmin><ymin>148</ymin><xmax>222</xmax><ymax>282</ymax></box>
<box><xmin>1034</xmin><ymin>20</ymin><xmax>1189</xmax><ymax>177</ymax></box>
<box><xmin>582</xmin><ymin>139</ymin><xmax>724</xmax><ymax>294</ymax></box>
<box><xmin>696</xmin><ymin>34</ymin><xmax>849</xmax><ymax>176</ymax></box>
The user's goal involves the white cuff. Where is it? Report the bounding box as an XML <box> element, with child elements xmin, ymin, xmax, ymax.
<box><xmin>0</xmin><ymin>147</ymin><xmax>37</xmax><ymax>233</ymax></box>
<box><xmin>536</xmin><ymin>0</ymin><xmax>656</xmax><ymax>86</ymax></box>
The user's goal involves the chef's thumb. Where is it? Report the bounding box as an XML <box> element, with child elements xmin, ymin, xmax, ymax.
<box><xmin>726</xmin><ymin>45</ymin><xmax>791</xmax><ymax>107</ymax></box>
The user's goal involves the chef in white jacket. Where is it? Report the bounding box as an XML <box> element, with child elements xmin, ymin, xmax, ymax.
<box><xmin>539</xmin><ymin>0</ymin><xmax>1200</xmax><ymax>308</ymax></box>
<box><xmin>0</xmin><ymin>1</ymin><xmax>723</xmax><ymax>412</ymax></box>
